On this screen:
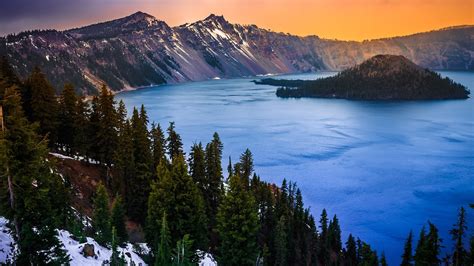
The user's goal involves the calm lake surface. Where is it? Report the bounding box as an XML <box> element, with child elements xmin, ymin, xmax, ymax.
<box><xmin>117</xmin><ymin>71</ymin><xmax>474</xmax><ymax>264</ymax></box>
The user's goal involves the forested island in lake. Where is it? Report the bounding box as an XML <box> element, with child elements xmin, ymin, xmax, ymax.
<box><xmin>256</xmin><ymin>55</ymin><xmax>470</xmax><ymax>100</ymax></box>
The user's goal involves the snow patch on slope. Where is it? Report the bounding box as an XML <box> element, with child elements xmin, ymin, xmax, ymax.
<box><xmin>58</xmin><ymin>230</ymin><xmax>146</xmax><ymax>266</ymax></box>
<box><xmin>0</xmin><ymin>217</ymin><xmax>16</xmax><ymax>264</ymax></box>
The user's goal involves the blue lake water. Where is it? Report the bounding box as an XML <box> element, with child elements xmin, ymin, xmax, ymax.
<box><xmin>117</xmin><ymin>71</ymin><xmax>474</xmax><ymax>264</ymax></box>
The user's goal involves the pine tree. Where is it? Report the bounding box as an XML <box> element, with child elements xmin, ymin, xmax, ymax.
<box><xmin>401</xmin><ymin>230</ymin><xmax>414</xmax><ymax>266</ymax></box>
<box><xmin>151</xmin><ymin>122</ymin><xmax>166</xmax><ymax>170</ymax></box>
<box><xmin>58</xmin><ymin>83</ymin><xmax>78</xmax><ymax>154</ymax></box>
<box><xmin>414</xmin><ymin>226</ymin><xmax>428</xmax><ymax>266</ymax></box>
<box><xmin>155</xmin><ymin>212</ymin><xmax>172</xmax><ymax>266</ymax></box>
<box><xmin>380</xmin><ymin>252</ymin><xmax>388</xmax><ymax>266</ymax></box>
<box><xmin>147</xmin><ymin>156</ymin><xmax>207</xmax><ymax>251</ymax></box>
<box><xmin>345</xmin><ymin>234</ymin><xmax>357</xmax><ymax>266</ymax></box>
<box><xmin>93</xmin><ymin>183</ymin><xmax>111</xmax><ymax>245</ymax></box>
<box><xmin>425</xmin><ymin>222</ymin><xmax>441</xmax><ymax>265</ymax></box>
<box><xmin>450</xmin><ymin>207</ymin><xmax>467</xmax><ymax>266</ymax></box>
<box><xmin>111</xmin><ymin>196</ymin><xmax>127</xmax><ymax>245</ymax></box>
<box><xmin>166</xmin><ymin>122</ymin><xmax>183</xmax><ymax>161</ymax></box>
<box><xmin>328</xmin><ymin>214</ymin><xmax>342</xmax><ymax>254</ymax></box>
<box><xmin>189</xmin><ymin>142</ymin><xmax>206</xmax><ymax>189</ymax></box>
<box><xmin>87</xmin><ymin>96</ymin><xmax>101</xmax><ymax>161</ymax></box>
<box><xmin>0</xmin><ymin>56</ymin><xmax>21</xmax><ymax>100</ymax></box>
<box><xmin>274</xmin><ymin>216</ymin><xmax>288</xmax><ymax>266</ymax></box>
<box><xmin>204</xmin><ymin>132</ymin><xmax>224</xmax><ymax>248</ymax></box>
<box><xmin>21</xmin><ymin>66</ymin><xmax>59</xmax><ymax>146</ymax></box>
<box><xmin>217</xmin><ymin>174</ymin><xmax>259</xmax><ymax>265</ymax></box>
<box><xmin>128</xmin><ymin>106</ymin><xmax>152</xmax><ymax>222</ymax></box>
<box><xmin>73</xmin><ymin>96</ymin><xmax>89</xmax><ymax>158</ymax></box>
<box><xmin>0</xmin><ymin>87</ymin><xmax>69</xmax><ymax>264</ymax></box>
<box><xmin>236</xmin><ymin>148</ymin><xmax>254</xmax><ymax>187</ymax></box>
<box><xmin>96</xmin><ymin>84</ymin><xmax>118</xmax><ymax>166</ymax></box>
<box><xmin>114</xmin><ymin>109</ymin><xmax>135</xmax><ymax>196</ymax></box>
<box><xmin>318</xmin><ymin>208</ymin><xmax>330</xmax><ymax>265</ymax></box>
<box><xmin>172</xmin><ymin>234</ymin><xmax>194</xmax><ymax>266</ymax></box>
<box><xmin>110</xmin><ymin>227</ymin><xmax>126</xmax><ymax>266</ymax></box>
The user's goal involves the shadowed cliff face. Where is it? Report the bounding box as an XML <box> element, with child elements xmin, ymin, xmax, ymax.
<box><xmin>1</xmin><ymin>11</ymin><xmax>473</xmax><ymax>94</ymax></box>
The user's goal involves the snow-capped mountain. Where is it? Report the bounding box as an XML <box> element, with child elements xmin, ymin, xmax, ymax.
<box><xmin>1</xmin><ymin>11</ymin><xmax>472</xmax><ymax>94</ymax></box>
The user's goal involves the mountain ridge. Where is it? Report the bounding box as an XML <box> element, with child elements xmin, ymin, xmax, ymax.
<box><xmin>1</xmin><ymin>11</ymin><xmax>473</xmax><ymax>94</ymax></box>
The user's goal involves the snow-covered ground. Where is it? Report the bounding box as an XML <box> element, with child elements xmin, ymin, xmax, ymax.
<box><xmin>1</xmin><ymin>216</ymin><xmax>217</xmax><ymax>265</ymax></box>
<box><xmin>0</xmin><ymin>217</ymin><xmax>16</xmax><ymax>264</ymax></box>
<box><xmin>58</xmin><ymin>230</ymin><xmax>146</xmax><ymax>265</ymax></box>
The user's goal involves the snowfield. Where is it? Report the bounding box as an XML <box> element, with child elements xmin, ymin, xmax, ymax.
<box><xmin>58</xmin><ymin>230</ymin><xmax>147</xmax><ymax>265</ymax></box>
<box><xmin>0</xmin><ymin>217</ymin><xmax>16</xmax><ymax>264</ymax></box>
<box><xmin>1</xmin><ymin>217</ymin><xmax>217</xmax><ymax>265</ymax></box>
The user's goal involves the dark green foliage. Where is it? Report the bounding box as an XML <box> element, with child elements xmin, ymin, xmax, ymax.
<box><xmin>216</xmin><ymin>174</ymin><xmax>259</xmax><ymax>265</ymax></box>
<box><xmin>22</xmin><ymin>66</ymin><xmax>59</xmax><ymax>146</ymax></box>
<box><xmin>147</xmin><ymin>155</ymin><xmax>207</xmax><ymax>252</ymax></box>
<box><xmin>380</xmin><ymin>252</ymin><xmax>388</xmax><ymax>266</ymax></box>
<box><xmin>166</xmin><ymin>122</ymin><xmax>184</xmax><ymax>161</ymax></box>
<box><xmin>203</xmin><ymin>133</ymin><xmax>224</xmax><ymax>249</ymax></box>
<box><xmin>0</xmin><ymin>87</ymin><xmax>69</xmax><ymax>264</ymax></box>
<box><xmin>110</xmin><ymin>227</ymin><xmax>126</xmax><ymax>266</ymax></box>
<box><xmin>58</xmin><ymin>83</ymin><xmax>78</xmax><ymax>155</ymax></box>
<box><xmin>414</xmin><ymin>222</ymin><xmax>441</xmax><ymax>266</ymax></box>
<box><xmin>151</xmin><ymin>122</ymin><xmax>166</xmax><ymax>170</ymax></box>
<box><xmin>272</xmin><ymin>55</ymin><xmax>470</xmax><ymax>100</ymax></box>
<box><xmin>401</xmin><ymin>230</ymin><xmax>414</xmax><ymax>266</ymax></box>
<box><xmin>234</xmin><ymin>148</ymin><xmax>254</xmax><ymax>188</ymax></box>
<box><xmin>172</xmin><ymin>234</ymin><xmax>195</xmax><ymax>266</ymax></box>
<box><xmin>127</xmin><ymin>105</ymin><xmax>152</xmax><ymax>222</ymax></box>
<box><xmin>111</xmin><ymin>196</ymin><xmax>127</xmax><ymax>245</ymax></box>
<box><xmin>0</xmin><ymin>56</ymin><xmax>21</xmax><ymax>100</ymax></box>
<box><xmin>92</xmin><ymin>183</ymin><xmax>111</xmax><ymax>246</ymax></box>
<box><xmin>96</xmin><ymin>84</ymin><xmax>119</xmax><ymax>166</ymax></box>
<box><xmin>345</xmin><ymin>234</ymin><xmax>357</xmax><ymax>266</ymax></box>
<box><xmin>155</xmin><ymin>212</ymin><xmax>172</xmax><ymax>266</ymax></box>
<box><xmin>450</xmin><ymin>207</ymin><xmax>467</xmax><ymax>266</ymax></box>
<box><xmin>359</xmin><ymin>242</ymin><xmax>378</xmax><ymax>266</ymax></box>
<box><xmin>274</xmin><ymin>216</ymin><xmax>288</xmax><ymax>266</ymax></box>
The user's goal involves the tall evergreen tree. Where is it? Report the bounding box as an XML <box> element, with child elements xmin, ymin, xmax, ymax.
<box><xmin>0</xmin><ymin>56</ymin><xmax>21</xmax><ymax>100</ymax></box>
<box><xmin>0</xmin><ymin>87</ymin><xmax>69</xmax><ymax>264</ymax></box>
<box><xmin>111</xmin><ymin>195</ymin><xmax>127</xmax><ymax>245</ymax></box>
<box><xmin>155</xmin><ymin>212</ymin><xmax>172</xmax><ymax>266</ymax></box>
<box><xmin>128</xmin><ymin>106</ymin><xmax>152</xmax><ymax>222</ymax></box>
<box><xmin>345</xmin><ymin>234</ymin><xmax>358</xmax><ymax>266</ymax></box>
<box><xmin>235</xmin><ymin>148</ymin><xmax>254</xmax><ymax>187</ymax></box>
<box><xmin>58</xmin><ymin>83</ymin><xmax>78</xmax><ymax>154</ymax></box>
<box><xmin>72</xmin><ymin>96</ymin><xmax>89</xmax><ymax>157</ymax></box>
<box><xmin>110</xmin><ymin>227</ymin><xmax>126</xmax><ymax>266</ymax></box>
<box><xmin>425</xmin><ymin>222</ymin><xmax>441</xmax><ymax>265</ymax></box>
<box><xmin>401</xmin><ymin>230</ymin><xmax>414</xmax><ymax>266</ymax></box>
<box><xmin>92</xmin><ymin>183</ymin><xmax>111</xmax><ymax>245</ymax></box>
<box><xmin>414</xmin><ymin>226</ymin><xmax>428</xmax><ymax>266</ymax></box>
<box><xmin>151</xmin><ymin>122</ymin><xmax>166</xmax><ymax>170</ymax></box>
<box><xmin>204</xmin><ymin>132</ymin><xmax>224</xmax><ymax>243</ymax></box>
<box><xmin>96</xmin><ymin>84</ymin><xmax>118</xmax><ymax>166</ymax></box>
<box><xmin>147</xmin><ymin>155</ymin><xmax>207</xmax><ymax>251</ymax></box>
<box><xmin>450</xmin><ymin>207</ymin><xmax>467</xmax><ymax>266</ymax></box>
<box><xmin>22</xmin><ymin>66</ymin><xmax>59</xmax><ymax>146</ymax></box>
<box><xmin>380</xmin><ymin>252</ymin><xmax>388</xmax><ymax>266</ymax></box>
<box><xmin>318</xmin><ymin>208</ymin><xmax>330</xmax><ymax>265</ymax></box>
<box><xmin>274</xmin><ymin>216</ymin><xmax>288</xmax><ymax>266</ymax></box>
<box><xmin>216</xmin><ymin>174</ymin><xmax>259</xmax><ymax>265</ymax></box>
<box><xmin>166</xmin><ymin>122</ymin><xmax>183</xmax><ymax>161</ymax></box>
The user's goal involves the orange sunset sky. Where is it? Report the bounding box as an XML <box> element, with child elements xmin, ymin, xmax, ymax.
<box><xmin>1</xmin><ymin>0</ymin><xmax>473</xmax><ymax>40</ymax></box>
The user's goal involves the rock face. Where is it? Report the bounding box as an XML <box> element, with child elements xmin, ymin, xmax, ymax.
<box><xmin>1</xmin><ymin>11</ymin><xmax>473</xmax><ymax>94</ymax></box>
<box><xmin>273</xmin><ymin>55</ymin><xmax>470</xmax><ymax>100</ymax></box>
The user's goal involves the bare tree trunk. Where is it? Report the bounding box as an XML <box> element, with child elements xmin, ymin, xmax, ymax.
<box><xmin>0</xmin><ymin>105</ymin><xmax>20</xmax><ymax>242</ymax></box>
